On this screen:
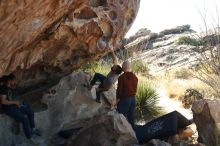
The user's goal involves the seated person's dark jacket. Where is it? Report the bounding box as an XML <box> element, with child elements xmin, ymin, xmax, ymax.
<box><xmin>0</xmin><ymin>97</ymin><xmax>1</xmax><ymax>104</ymax></box>
<box><xmin>0</xmin><ymin>85</ymin><xmax>19</xmax><ymax>108</ymax></box>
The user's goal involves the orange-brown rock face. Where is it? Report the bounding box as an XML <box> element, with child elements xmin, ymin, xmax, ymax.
<box><xmin>0</xmin><ymin>0</ymin><xmax>140</xmax><ymax>76</ymax></box>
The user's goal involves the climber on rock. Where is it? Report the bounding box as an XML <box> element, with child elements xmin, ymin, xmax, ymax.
<box><xmin>0</xmin><ymin>74</ymin><xmax>41</xmax><ymax>146</ymax></box>
<box><xmin>85</xmin><ymin>48</ymin><xmax>122</xmax><ymax>103</ymax></box>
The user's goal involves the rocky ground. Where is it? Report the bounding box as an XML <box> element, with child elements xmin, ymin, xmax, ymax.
<box><xmin>1</xmin><ymin>71</ymin><xmax>215</xmax><ymax>146</ymax></box>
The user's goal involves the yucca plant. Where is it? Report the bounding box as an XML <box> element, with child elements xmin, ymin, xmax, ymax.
<box><xmin>136</xmin><ymin>83</ymin><xmax>162</xmax><ymax>122</ymax></box>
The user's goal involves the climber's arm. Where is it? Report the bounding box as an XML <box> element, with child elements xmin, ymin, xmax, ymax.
<box><xmin>110</xmin><ymin>47</ymin><xmax>118</xmax><ymax>65</ymax></box>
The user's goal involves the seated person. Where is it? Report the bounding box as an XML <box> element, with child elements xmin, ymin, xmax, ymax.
<box><xmin>0</xmin><ymin>74</ymin><xmax>40</xmax><ymax>146</ymax></box>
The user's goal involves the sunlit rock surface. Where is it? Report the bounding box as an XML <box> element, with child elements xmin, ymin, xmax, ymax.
<box><xmin>67</xmin><ymin>111</ymin><xmax>137</xmax><ymax>146</ymax></box>
<box><xmin>0</xmin><ymin>0</ymin><xmax>140</xmax><ymax>78</ymax></box>
<box><xmin>37</xmin><ymin>72</ymin><xmax>101</xmax><ymax>136</ymax></box>
<box><xmin>192</xmin><ymin>99</ymin><xmax>220</xmax><ymax>146</ymax></box>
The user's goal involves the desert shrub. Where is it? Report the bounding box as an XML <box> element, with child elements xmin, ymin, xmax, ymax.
<box><xmin>193</xmin><ymin>35</ymin><xmax>220</xmax><ymax>97</ymax></box>
<box><xmin>80</xmin><ymin>61</ymin><xmax>99</xmax><ymax>72</ymax></box>
<box><xmin>174</xmin><ymin>68</ymin><xmax>191</xmax><ymax>79</ymax></box>
<box><xmin>182</xmin><ymin>88</ymin><xmax>203</xmax><ymax>109</ymax></box>
<box><xmin>177</xmin><ymin>36</ymin><xmax>203</xmax><ymax>46</ymax></box>
<box><xmin>132</xmin><ymin>60</ymin><xmax>149</xmax><ymax>75</ymax></box>
<box><xmin>136</xmin><ymin>83</ymin><xmax>162</xmax><ymax>122</ymax></box>
<box><xmin>79</xmin><ymin>61</ymin><xmax>110</xmax><ymax>75</ymax></box>
<box><xmin>94</xmin><ymin>63</ymin><xmax>111</xmax><ymax>76</ymax></box>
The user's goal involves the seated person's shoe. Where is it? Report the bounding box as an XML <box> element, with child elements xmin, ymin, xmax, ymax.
<box><xmin>29</xmin><ymin>137</ymin><xmax>40</xmax><ymax>146</ymax></box>
<box><xmin>31</xmin><ymin>128</ymin><xmax>42</xmax><ymax>137</ymax></box>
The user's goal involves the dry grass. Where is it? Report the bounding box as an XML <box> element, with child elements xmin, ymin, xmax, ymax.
<box><xmin>163</xmin><ymin>77</ymin><xmax>214</xmax><ymax>100</ymax></box>
<box><xmin>149</xmin><ymin>67</ymin><xmax>216</xmax><ymax>100</ymax></box>
<box><xmin>164</xmin><ymin>79</ymin><xmax>188</xmax><ymax>100</ymax></box>
<box><xmin>173</xmin><ymin>68</ymin><xmax>192</xmax><ymax>79</ymax></box>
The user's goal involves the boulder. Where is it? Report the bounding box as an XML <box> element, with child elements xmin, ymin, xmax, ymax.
<box><xmin>168</xmin><ymin>127</ymin><xmax>194</xmax><ymax>145</ymax></box>
<box><xmin>159</xmin><ymin>25</ymin><xmax>193</xmax><ymax>35</ymax></box>
<box><xmin>37</xmin><ymin>71</ymin><xmax>110</xmax><ymax>136</ymax></box>
<box><xmin>192</xmin><ymin>99</ymin><xmax>220</xmax><ymax>146</ymax></box>
<box><xmin>134</xmin><ymin>139</ymin><xmax>171</xmax><ymax>146</ymax></box>
<box><xmin>202</xmin><ymin>32</ymin><xmax>220</xmax><ymax>46</ymax></box>
<box><xmin>66</xmin><ymin>111</ymin><xmax>138</xmax><ymax>146</ymax></box>
<box><xmin>101</xmin><ymin>87</ymin><xmax>117</xmax><ymax>109</ymax></box>
<box><xmin>171</xmin><ymin>141</ymin><xmax>205</xmax><ymax>146</ymax></box>
<box><xmin>0</xmin><ymin>0</ymin><xmax>140</xmax><ymax>77</ymax></box>
<box><xmin>127</xmin><ymin>28</ymin><xmax>152</xmax><ymax>43</ymax></box>
<box><xmin>0</xmin><ymin>114</ymin><xmax>46</xmax><ymax>146</ymax></box>
<box><xmin>0</xmin><ymin>114</ymin><xmax>24</xmax><ymax>146</ymax></box>
<box><xmin>0</xmin><ymin>71</ymin><xmax>117</xmax><ymax>146</ymax></box>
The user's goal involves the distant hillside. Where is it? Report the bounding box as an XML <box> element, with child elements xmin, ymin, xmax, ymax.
<box><xmin>124</xmin><ymin>25</ymin><xmax>220</xmax><ymax>74</ymax></box>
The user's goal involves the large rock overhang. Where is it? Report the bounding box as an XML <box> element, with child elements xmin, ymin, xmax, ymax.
<box><xmin>0</xmin><ymin>0</ymin><xmax>140</xmax><ymax>81</ymax></box>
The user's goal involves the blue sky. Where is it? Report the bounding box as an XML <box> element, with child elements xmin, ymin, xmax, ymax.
<box><xmin>126</xmin><ymin>0</ymin><xmax>220</xmax><ymax>37</ymax></box>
